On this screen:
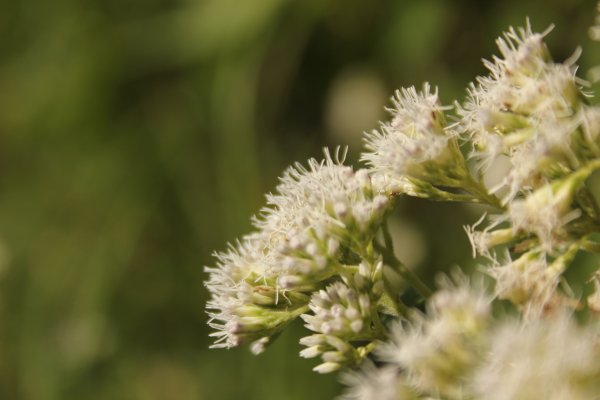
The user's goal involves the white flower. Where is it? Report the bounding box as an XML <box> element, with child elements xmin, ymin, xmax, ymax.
<box><xmin>459</xmin><ymin>22</ymin><xmax>584</xmax><ymax>201</ymax></box>
<box><xmin>205</xmin><ymin>237</ymin><xmax>269</xmax><ymax>349</ymax></box>
<box><xmin>255</xmin><ymin>149</ymin><xmax>389</xmax><ymax>287</ymax></box>
<box><xmin>205</xmin><ymin>149</ymin><xmax>391</xmax><ymax>352</ymax></box>
<box><xmin>376</xmin><ymin>278</ymin><xmax>491</xmax><ymax>399</ymax></box>
<box><xmin>462</xmin><ymin>23</ymin><xmax>576</xmax><ymax>124</ymax></box>
<box><xmin>339</xmin><ymin>361</ymin><xmax>415</xmax><ymax>400</ymax></box>
<box><xmin>362</xmin><ymin>84</ymin><xmax>469</xmax><ymax>195</ymax></box>
<box><xmin>472</xmin><ymin>311</ymin><xmax>600</xmax><ymax>400</ymax></box>
<box><xmin>508</xmin><ymin>170</ymin><xmax>586</xmax><ymax>251</ymax></box>
<box><xmin>491</xmin><ymin>112</ymin><xmax>580</xmax><ymax>201</ymax></box>
<box><xmin>464</xmin><ymin>214</ymin><xmax>516</xmax><ymax>258</ymax></box>
<box><xmin>487</xmin><ymin>251</ymin><xmax>562</xmax><ymax>316</ymax></box>
<box><xmin>205</xmin><ymin>236</ymin><xmax>309</xmax><ymax>352</ymax></box>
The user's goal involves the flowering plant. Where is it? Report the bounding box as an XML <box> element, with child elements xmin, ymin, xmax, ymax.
<box><xmin>205</xmin><ymin>9</ymin><xmax>600</xmax><ymax>399</ymax></box>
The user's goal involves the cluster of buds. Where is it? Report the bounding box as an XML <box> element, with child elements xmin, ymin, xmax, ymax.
<box><xmin>302</xmin><ymin>282</ymin><xmax>375</xmax><ymax>339</ymax></box>
<box><xmin>299</xmin><ymin>277</ymin><xmax>385</xmax><ymax>372</ymax></box>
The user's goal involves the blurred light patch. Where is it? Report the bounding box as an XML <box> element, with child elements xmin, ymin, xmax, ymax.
<box><xmin>133</xmin><ymin>357</ymin><xmax>200</xmax><ymax>400</ymax></box>
<box><xmin>325</xmin><ymin>67</ymin><xmax>386</xmax><ymax>149</ymax></box>
<box><xmin>388</xmin><ymin>216</ymin><xmax>426</xmax><ymax>269</ymax></box>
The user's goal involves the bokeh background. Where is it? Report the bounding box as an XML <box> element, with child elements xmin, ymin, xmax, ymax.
<box><xmin>0</xmin><ymin>0</ymin><xmax>598</xmax><ymax>399</ymax></box>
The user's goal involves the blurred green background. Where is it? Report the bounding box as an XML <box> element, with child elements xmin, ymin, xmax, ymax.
<box><xmin>0</xmin><ymin>0</ymin><xmax>598</xmax><ymax>399</ymax></box>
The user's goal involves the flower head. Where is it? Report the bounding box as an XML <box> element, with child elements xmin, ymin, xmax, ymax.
<box><xmin>205</xmin><ymin>236</ymin><xmax>309</xmax><ymax>352</ymax></box>
<box><xmin>256</xmin><ymin>149</ymin><xmax>389</xmax><ymax>288</ymax></box>
<box><xmin>376</xmin><ymin>277</ymin><xmax>491</xmax><ymax>398</ymax></box>
<box><xmin>362</xmin><ymin>84</ymin><xmax>470</xmax><ymax>196</ymax></box>
<box><xmin>299</xmin><ymin>267</ymin><xmax>385</xmax><ymax>373</ymax></box>
<box><xmin>339</xmin><ymin>361</ymin><xmax>417</xmax><ymax>400</ymax></box>
<box><xmin>472</xmin><ymin>311</ymin><xmax>600</xmax><ymax>400</ymax></box>
<box><xmin>459</xmin><ymin>22</ymin><xmax>585</xmax><ymax>202</ymax></box>
<box><xmin>508</xmin><ymin>167</ymin><xmax>590</xmax><ymax>251</ymax></box>
<box><xmin>487</xmin><ymin>251</ymin><xmax>564</xmax><ymax>317</ymax></box>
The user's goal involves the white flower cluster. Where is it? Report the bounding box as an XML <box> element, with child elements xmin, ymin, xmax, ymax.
<box><xmin>461</xmin><ymin>22</ymin><xmax>600</xmax><ymax>319</ymax></box>
<box><xmin>471</xmin><ymin>312</ymin><xmax>600</xmax><ymax>400</ymax></box>
<box><xmin>459</xmin><ymin>23</ymin><xmax>589</xmax><ymax>201</ymax></box>
<box><xmin>206</xmin><ymin>149</ymin><xmax>392</xmax><ymax>364</ymax></box>
<box><xmin>300</xmin><ymin>277</ymin><xmax>384</xmax><ymax>373</ymax></box>
<box><xmin>303</xmin><ymin>282</ymin><xmax>371</xmax><ymax>335</ymax></box>
<box><xmin>340</xmin><ymin>362</ymin><xmax>415</xmax><ymax>400</ymax></box>
<box><xmin>363</xmin><ymin>85</ymin><xmax>459</xmax><ymax>190</ymax></box>
<box><xmin>362</xmin><ymin>84</ymin><xmax>495</xmax><ymax>205</ymax></box>
<box><xmin>487</xmin><ymin>252</ymin><xmax>560</xmax><ymax>313</ymax></box>
<box><xmin>342</xmin><ymin>297</ymin><xmax>600</xmax><ymax>400</ymax></box>
<box><xmin>374</xmin><ymin>280</ymin><xmax>491</xmax><ymax>399</ymax></box>
<box><xmin>206</xmin><ymin>9</ymin><xmax>600</xmax><ymax>400</ymax></box>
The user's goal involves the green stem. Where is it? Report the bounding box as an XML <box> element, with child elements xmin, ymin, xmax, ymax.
<box><xmin>379</xmin><ymin>221</ymin><xmax>433</xmax><ymax>299</ymax></box>
<box><xmin>575</xmin><ymin>187</ymin><xmax>600</xmax><ymax>223</ymax></box>
<box><xmin>578</xmin><ymin>158</ymin><xmax>600</xmax><ymax>179</ymax></box>
<box><xmin>375</xmin><ymin>242</ymin><xmax>433</xmax><ymax>299</ymax></box>
<box><xmin>463</xmin><ymin>174</ymin><xmax>504</xmax><ymax>210</ymax></box>
<box><xmin>550</xmin><ymin>237</ymin><xmax>589</xmax><ymax>275</ymax></box>
<box><xmin>356</xmin><ymin>340</ymin><xmax>380</xmax><ymax>361</ymax></box>
<box><xmin>581</xmin><ymin>239</ymin><xmax>600</xmax><ymax>253</ymax></box>
<box><xmin>382</xmin><ymin>219</ymin><xmax>395</xmax><ymax>254</ymax></box>
<box><xmin>370</xmin><ymin>308</ymin><xmax>388</xmax><ymax>340</ymax></box>
<box><xmin>393</xmin><ymin>297</ymin><xmax>413</xmax><ymax>318</ymax></box>
<box><xmin>289</xmin><ymin>304</ymin><xmax>310</xmax><ymax>318</ymax></box>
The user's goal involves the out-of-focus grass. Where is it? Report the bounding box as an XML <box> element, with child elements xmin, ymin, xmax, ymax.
<box><xmin>0</xmin><ymin>0</ymin><xmax>596</xmax><ymax>399</ymax></box>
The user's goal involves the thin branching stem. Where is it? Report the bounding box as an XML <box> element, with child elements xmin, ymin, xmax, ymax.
<box><xmin>377</xmin><ymin>223</ymin><xmax>433</xmax><ymax>299</ymax></box>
